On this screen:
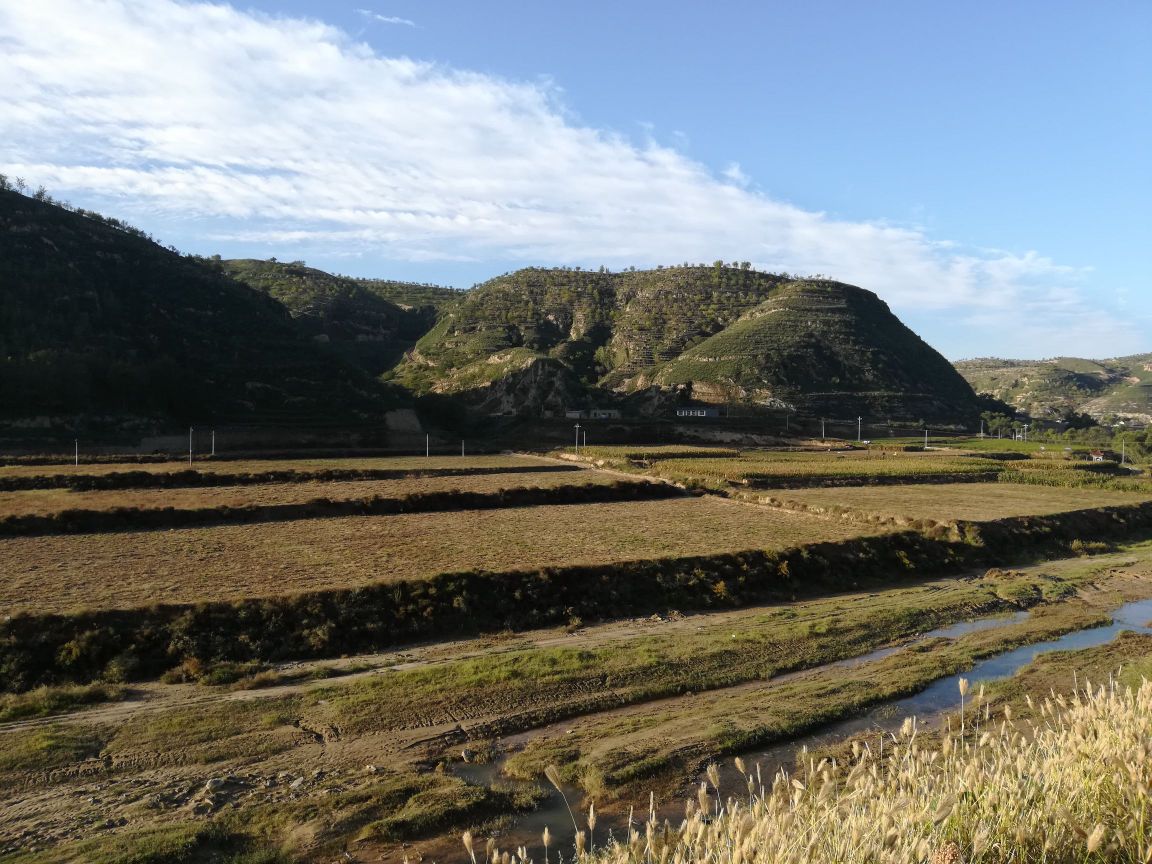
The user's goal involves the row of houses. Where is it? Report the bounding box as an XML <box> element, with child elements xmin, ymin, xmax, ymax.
<box><xmin>561</xmin><ymin>406</ymin><xmax>722</xmax><ymax>420</ymax></box>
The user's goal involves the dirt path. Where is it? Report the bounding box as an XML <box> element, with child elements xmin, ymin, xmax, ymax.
<box><xmin>510</xmin><ymin>450</ymin><xmax>685</xmax><ymax>487</ymax></box>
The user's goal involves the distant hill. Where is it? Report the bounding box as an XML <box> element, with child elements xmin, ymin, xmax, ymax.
<box><xmin>956</xmin><ymin>355</ymin><xmax>1152</xmax><ymax>423</ymax></box>
<box><xmin>356</xmin><ymin>279</ymin><xmax>464</xmax><ymax>313</ymax></box>
<box><xmin>394</xmin><ymin>265</ymin><xmax>979</xmax><ymax>422</ymax></box>
<box><xmin>0</xmin><ymin>191</ymin><xmax>388</xmax><ymax>433</ymax></box>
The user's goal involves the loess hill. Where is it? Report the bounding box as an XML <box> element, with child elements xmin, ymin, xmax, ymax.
<box><xmin>0</xmin><ymin>191</ymin><xmax>388</xmax><ymax>431</ymax></box>
<box><xmin>956</xmin><ymin>354</ymin><xmax>1152</xmax><ymax>422</ymax></box>
<box><xmin>2</xmin><ymin>188</ymin><xmax>985</xmax><ymax>429</ymax></box>
<box><xmin>394</xmin><ymin>265</ymin><xmax>979</xmax><ymax>421</ymax></box>
<box><xmin>652</xmin><ymin>279</ymin><xmax>977</xmax><ymax>419</ymax></box>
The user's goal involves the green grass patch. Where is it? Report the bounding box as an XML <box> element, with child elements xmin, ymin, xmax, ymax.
<box><xmin>0</xmin><ymin>723</ymin><xmax>110</xmax><ymax>773</ymax></box>
<box><xmin>106</xmin><ymin>698</ymin><xmax>300</xmax><ymax>765</ymax></box>
<box><xmin>0</xmin><ymin>682</ymin><xmax>128</xmax><ymax>721</ymax></box>
<box><xmin>2</xmin><ymin>822</ymin><xmax>287</xmax><ymax>864</ymax></box>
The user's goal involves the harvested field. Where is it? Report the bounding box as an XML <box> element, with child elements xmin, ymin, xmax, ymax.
<box><xmin>776</xmin><ymin>482</ymin><xmax>1152</xmax><ymax>522</ymax></box>
<box><xmin>0</xmin><ymin>497</ymin><xmax>881</xmax><ymax>614</ymax></box>
<box><xmin>0</xmin><ymin>469</ymin><xmax>618</xmax><ymax>518</ymax></box>
<box><xmin>0</xmin><ymin>454</ymin><xmax>544</xmax><ymax>480</ymax></box>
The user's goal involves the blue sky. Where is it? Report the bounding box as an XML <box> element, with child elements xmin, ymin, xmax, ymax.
<box><xmin>1</xmin><ymin>0</ymin><xmax>1149</xmax><ymax>358</ymax></box>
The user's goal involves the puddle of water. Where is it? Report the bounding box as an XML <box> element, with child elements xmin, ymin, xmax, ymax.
<box><xmin>925</xmin><ymin>609</ymin><xmax>1029</xmax><ymax>640</ymax></box>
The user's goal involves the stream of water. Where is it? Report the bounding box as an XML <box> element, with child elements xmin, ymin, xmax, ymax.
<box><xmin>453</xmin><ymin>599</ymin><xmax>1152</xmax><ymax>856</ymax></box>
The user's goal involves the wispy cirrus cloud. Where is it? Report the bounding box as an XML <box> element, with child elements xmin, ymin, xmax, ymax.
<box><xmin>0</xmin><ymin>0</ymin><xmax>1137</xmax><ymax>358</ymax></box>
<box><xmin>356</xmin><ymin>9</ymin><xmax>416</xmax><ymax>27</ymax></box>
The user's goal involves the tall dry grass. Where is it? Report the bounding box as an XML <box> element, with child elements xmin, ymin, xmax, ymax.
<box><xmin>480</xmin><ymin>677</ymin><xmax>1152</xmax><ymax>864</ymax></box>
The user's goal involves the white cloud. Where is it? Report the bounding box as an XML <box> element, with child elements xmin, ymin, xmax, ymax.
<box><xmin>0</xmin><ymin>0</ymin><xmax>1139</xmax><ymax>357</ymax></box>
<box><xmin>722</xmin><ymin>162</ymin><xmax>749</xmax><ymax>187</ymax></box>
<box><xmin>356</xmin><ymin>9</ymin><xmax>416</xmax><ymax>27</ymax></box>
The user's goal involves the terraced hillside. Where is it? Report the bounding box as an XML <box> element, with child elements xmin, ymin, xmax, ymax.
<box><xmin>956</xmin><ymin>354</ymin><xmax>1152</xmax><ymax>422</ymax></box>
<box><xmin>653</xmin><ymin>279</ymin><xmax>978</xmax><ymax>419</ymax></box>
<box><xmin>395</xmin><ymin>266</ymin><xmax>978</xmax><ymax>422</ymax></box>
<box><xmin>357</xmin><ymin>278</ymin><xmax>463</xmax><ymax>313</ymax></box>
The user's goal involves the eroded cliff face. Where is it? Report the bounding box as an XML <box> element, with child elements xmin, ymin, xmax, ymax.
<box><xmin>446</xmin><ymin>355</ymin><xmax>588</xmax><ymax>417</ymax></box>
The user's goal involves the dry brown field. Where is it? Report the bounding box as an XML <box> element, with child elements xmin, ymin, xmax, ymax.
<box><xmin>0</xmin><ymin>453</ymin><xmax>545</xmax><ymax>479</ymax></box>
<box><xmin>0</xmin><ymin>497</ymin><xmax>881</xmax><ymax>614</ymax></box>
<box><xmin>776</xmin><ymin>482</ymin><xmax>1152</xmax><ymax>522</ymax></box>
<box><xmin>0</xmin><ymin>469</ymin><xmax>614</xmax><ymax>517</ymax></box>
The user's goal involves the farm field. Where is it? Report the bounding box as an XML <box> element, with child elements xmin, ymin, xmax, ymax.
<box><xmin>3</xmin><ymin>548</ymin><xmax>1152</xmax><ymax>864</ymax></box>
<box><xmin>776</xmin><ymin>482</ymin><xmax>1152</xmax><ymax>522</ymax></box>
<box><xmin>4</xmin><ymin>447</ymin><xmax>1152</xmax><ymax>863</ymax></box>
<box><xmin>0</xmin><ymin>468</ymin><xmax>617</xmax><ymax>517</ymax></box>
<box><xmin>0</xmin><ymin>453</ymin><xmax>545</xmax><ymax>479</ymax></box>
<box><xmin>0</xmin><ymin>496</ymin><xmax>882</xmax><ymax>614</ymax></box>
<box><xmin>879</xmin><ymin>437</ymin><xmax>1056</xmax><ymax>453</ymax></box>
<box><xmin>646</xmin><ymin>451</ymin><xmax>1004</xmax><ymax>486</ymax></box>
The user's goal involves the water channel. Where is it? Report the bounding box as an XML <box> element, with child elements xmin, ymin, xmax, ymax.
<box><xmin>453</xmin><ymin>598</ymin><xmax>1152</xmax><ymax>856</ymax></box>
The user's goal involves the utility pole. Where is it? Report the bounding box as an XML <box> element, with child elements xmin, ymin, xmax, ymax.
<box><xmin>574</xmin><ymin>423</ymin><xmax>581</xmax><ymax>455</ymax></box>
<box><xmin>924</xmin><ymin>428</ymin><xmax>929</xmax><ymax>449</ymax></box>
<box><xmin>461</xmin><ymin>440</ymin><xmax>465</xmax><ymax>457</ymax></box>
<box><xmin>188</xmin><ymin>427</ymin><xmax>194</xmax><ymax>466</ymax></box>
<box><xmin>821</xmin><ymin>418</ymin><xmax>825</xmax><ymax>440</ymax></box>
<box><xmin>210</xmin><ymin>429</ymin><xmax>216</xmax><ymax>457</ymax></box>
<box><xmin>426</xmin><ymin>434</ymin><xmax>430</xmax><ymax>458</ymax></box>
<box><xmin>1122</xmin><ymin>439</ymin><xmax>1127</xmax><ymax>465</ymax></box>
<box><xmin>74</xmin><ymin>439</ymin><xmax>79</xmax><ymax>466</ymax></box>
<box><xmin>980</xmin><ymin>419</ymin><xmax>985</xmax><ymax>438</ymax></box>
<box><xmin>582</xmin><ymin>429</ymin><xmax>587</xmax><ymax>449</ymax></box>
<box><xmin>857</xmin><ymin>416</ymin><xmax>862</xmax><ymax>443</ymax></box>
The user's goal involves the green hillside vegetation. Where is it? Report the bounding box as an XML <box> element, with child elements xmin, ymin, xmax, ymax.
<box><xmin>394</xmin><ymin>265</ymin><xmax>976</xmax><ymax>422</ymax></box>
<box><xmin>394</xmin><ymin>264</ymin><xmax>785</xmax><ymax>391</ymax></box>
<box><xmin>0</xmin><ymin>188</ymin><xmax>386</xmax><ymax>431</ymax></box>
<box><xmin>0</xmin><ymin>182</ymin><xmax>994</xmax><ymax>431</ymax></box>
<box><xmin>356</xmin><ymin>278</ymin><xmax>464</xmax><ymax>313</ymax></box>
<box><xmin>654</xmin><ymin>279</ymin><xmax>978</xmax><ymax>420</ymax></box>
<box><xmin>956</xmin><ymin>355</ymin><xmax>1152</xmax><ymax>422</ymax></box>
<box><xmin>221</xmin><ymin>259</ymin><xmax>435</xmax><ymax>374</ymax></box>
<box><xmin>603</xmin><ymin>263</ymin><xmax>788</xmax><ymax>381</ymax></box>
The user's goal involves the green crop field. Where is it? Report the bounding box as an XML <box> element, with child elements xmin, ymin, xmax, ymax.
<box><xmin>648</xmin><ymin>451</ymin><xmax>1003</xmax><ymax>486</ymax></box>
<box><xmin>880</xmin><ymin>437</ymin><xmax>1055</xmax><ymax>454</ymax></box>
<box><xmin>775</xmin><ymin>482</ymin><xmax>1152</xmax><ymax>523</ymax></box>
<box><xmin>572</xmin><ymin>445</ymin><xmax>740</xmax><ymax>461</ymax></box>
<box><xmin>0</xmin><ymin>497</ymin><xmax>882</xmax><ymax>615</ymax></box>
